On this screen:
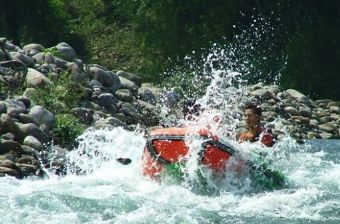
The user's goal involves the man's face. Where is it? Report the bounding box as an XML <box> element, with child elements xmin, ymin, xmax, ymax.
<box><xmin>243</xmin><ymin>108</ymin><xmax>260</xmax><ymax>127</ymax></box>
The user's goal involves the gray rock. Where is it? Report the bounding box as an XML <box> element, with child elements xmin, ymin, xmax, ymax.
<box><xmin>95</xmin><ymin>116</ymin><xmax>127</xmax><ymax>129</ymax></box>
<box><xmin>16</xmin><ymin>122</ymin><xmax>49</xmax><ymax>143</ymax></box>
<box><xmin>116</xmin><ymin>70</ymin><xmax>142</xmax><ymax>86</ymax></box>
<box><xmin>116</xmin><ymin>89</ymin><xmax>134</xmax><ymax>102</ymax></box>
<box><xmin>69</xmin><ymin>62</ymin><xmax>88</xmax><ymax>83</ymax></box>
<box><xmin>0</xmin><ymin>101</ymin><xmax>7</xmax><ymax>114</ymax></box>
<box><xmin>29</xmin><ymin>105</ymin><xmax>55</xmax><ymax>129</ymax></box>
<box><xmin>89</xmin><ymin>79</ymin><xmax>103</xmax><ymax>88</ymax></box>
<box><xmin>0</xmin><ymin>114</ymin><xmax>20</xmax><ymax>136</ymax></box>
<box><xmin>161</xmin><ymin>89</ymin><xmax>182</xmax><ymax>108</ymax></box>
<box><xmin>9</xmin><ymin>52</ymin><xmax>34</xmax><ymax>65</ymax></box>
<box><xmin>318</xmin><ymin>124</ymin><xmax>335</xmax><ymax>133</ymax></box>
<box><xmin>17</xmin><ymin>163</ymin><xmax>38</xmax><ymax>175</ymax></box>
<box><xmin>21</xmin><ymin>145</ymin><xmax>39</xmax><ymax>157</ymax></box>
<box><xmin>25</xmin><ymin>68</ymin><xmax>52</xmax><ymax>88</ymax></box>
<box><xmin>32</xmin><ymin>52</ymin><xmax>45</xmax><ymax>63</ymax></box>
<box><xmin>329</xmin><ymin>106</ymin><xmax>340</xmax><ymax>113</ymax></box>
<box><xmin>286</xmin><ymin>89</ymin><xmax>309</xmax><ymax>102</ymax></box>
<box><xmin>23</xmin><ymin>43</ymin><xmax>45</xmax><ymax>56</ymax></box>
<box><xmin>54</xmin><ymin>57</ymin><xmax>71</xmax><ymax>69</ymax></box>
<box><xmin>138</xmin><ymin>84</ymin><xmax>159</xmax><ymax>105</ymax></box>
<box><xmin>71</xmin><ymin>107</ymin><xmax>94</xmax><ymax>124</ymax></box>
<box><xmin>309</xmin><ymin>119</ymin><xmax>319</xmax><ymax>128</ymax></box>
<box><xmin>0</xmin><ymin>159</ymin><xmax>17</xmax><ymax>169</ymax></box>
<box><xmin>107</xmin><ymin>71</ymin><xmax>121</xmax><ymax>91</ymax></box>
<box><xmin>0</xmin><ymin>166</ymin><xmax>21</xmax><ymax>178</ymax></box>
<box><xmin>17</xmin><ymin>155</ymin><xmax>38</xmax><ymax>165</ymax></box>
<box><xmin>0</xmin><ymin>139</ymin><xmax>21</xmax><ymax>154</ymax></box>
<box><xmin>319</xmin><ymin>132</ymin><xmax>334</xmax><ymax>139</ymax></box>
<box><xmin>119</xmin><ymin>76</ymin><xmax>138</xmax><ymax>92</ymax></box>
<box><xmin>18</xmin><ymin>113</ymin><xmax>35</xmax><ymax>124</ymax></box>
<box><xmin>89</xmin><ymin>67</ymin><xmax>114</xmax><ymax>87</ymax></box>
<box><xmin>299</xmin><ymin>106</ymin><xmax>312</xmax><ymax>117</ymax></box>
<box><xmin>44</xmin><ymin>52</ymin><xmax>56</xmax><ymax>64</ymax></box>
<box><xmin>4</xmin><ymin>99</ymin><xmax>27</xmax><ymax>118</ymax></box>
<box><xmin>284</xmin><ymin>106</ymin><xmax>300</xmax><ymax>116</ymax></box>
<box><xmin>1</xmin><ymin>133</ymin><xmax>15</xmax><ymax>140</ymax></box>
<box><xmin>56</xmin><ymin>42</ymin><xmax>77</xmax><ymax>61</ymax></box>
<box><xmin>17</xmin><ymin>97</ymin><xmax>31</xmax><ymax>109</ymax></box>
<box><xmin>98</xmin><ymin>93</ymin><xmax>117</xmax><ymax>107</ymax></box>
<box><xmin>23</xmin><ymin>135</ymin><xmax>44</xmax><ymax>152</ymax></box>
<box><xmin>250</xmin><ymin>89</ymin><xmax>272</xmax><ymax>99</ymax></box>
<box><xmin>327</xmin><ymin>101</ymin><xmax>340</xmax><ymax>108</ymax></box>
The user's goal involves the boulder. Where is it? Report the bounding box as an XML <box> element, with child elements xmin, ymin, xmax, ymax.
<box><xmin>25</xmin><ymin>68</ymin><xmax>52</xmax><ymax>88</ymax></box>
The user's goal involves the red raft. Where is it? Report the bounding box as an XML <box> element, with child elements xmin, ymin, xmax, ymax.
<box><xmin>142</xmin><ymin>127</ymin><xmax>238</xmax><ymax>179</ymax></box>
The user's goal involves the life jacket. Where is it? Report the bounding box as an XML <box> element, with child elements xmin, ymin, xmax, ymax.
<box><xmin>239</xmin><ymin>126</ymin><xmax>274</xmax><ymax>147</ymax></box>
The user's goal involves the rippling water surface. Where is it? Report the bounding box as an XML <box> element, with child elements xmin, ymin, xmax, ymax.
<box><xmin>1</xmin><ymin>128</ymin><xmax>339</xmax><ymax>224</ymax></box>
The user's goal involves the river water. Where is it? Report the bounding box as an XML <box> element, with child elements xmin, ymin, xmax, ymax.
<box><xmin>1</xmin><ymin>127</ymin><xmax>339</xmax><ymax>224</ymax></box>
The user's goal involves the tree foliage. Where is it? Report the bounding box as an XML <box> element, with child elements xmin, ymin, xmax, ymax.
<box><xmin>1</xmin><ymin>0</ymin><xmax>340</xmax><ymax>99</ymax></box>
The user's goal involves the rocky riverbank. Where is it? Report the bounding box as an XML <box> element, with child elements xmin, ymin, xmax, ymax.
<box><xmin>0</xmin><ymin>37</ymin><xmax>339</xmax><ymax>178</ymax></box>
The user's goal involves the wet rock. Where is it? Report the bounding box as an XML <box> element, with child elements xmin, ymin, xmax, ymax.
<box><xmin>89</xmin><ymin>67</ymin><xmax>114</xmax><ymax>87</ymax></box>
<box><xmin>0</xmin><ymin>166</ymin><xmax>21</xmax><ymax>178</ymax></box>
<box><xmin>138</xmin><ymin>84</ymin><xmax>159</xmax><ymax>105</ymax></box>
<box><xmin>17</xmin><ymin>163</ymin><xmax>38</xmax><ymax>176</ymax></box>
<box><xmin>309</xmin><ymin>119</ymin><xmax>319</xmax><ymax>128</ymax></box>
<box><xmin>286</xmin><ymin>89</ymin><xmax>309</xmax><ymax>103</ymax></box>
<box><xmin>71</xmin><ymin>107</ymin><xmax>94</xmax><ymax>125</ymax></box>
<box><xmin>18</xmin><ymin>113</ymin><xmax>35</xmax><ymax>124</ymax></box>
<box><xmin>8</xmin><ymin>51</ymin><xmax>34</xmax><ymax>65</ymax></box>
<box><xmin>119</xmin><ymin>76</ymin><xmax>138</xmax><ymax>92</ymax></box>
<box><xmin>28</xmin><ymin>105</ymin><xmax>55</xmax><ymax>129</ymax></box>
<box><xmin>23</xmin><ymin>136</ymin><xmax>44</xmax><ymax>151</ymax></box>
<box><xmin>17</xmin><ymin>155</ymin><xmax>37</xmax><ymax>165</ymax></box>
<box><xmin>319</xmin><ymin>132</ymin><xmax>334</xmax><ymax>139</ymax></box>
<box><xmin>98</xmin><ymin>93</ymin><xmax>117</xmax><ymax>107</ymax></box>
<box><xmin>95</xmin><ymin>116</ymin><xmax>127</xmax><ymax>129</ymax></box>
<box><xmin>116</xmin><ymin>89</ymin><xmax>134</xmax><ymax>102</ymax></box>
<box><xmin>1</xmin><ymin>133</ymin><xmax>15</xmax><ymax>141</ymax></box>
<box><xmin>116</xmin><ymin>70</ymin><xmax>142</xmax><ymax>86</ymax></box>
<box><xmin>0</xmin><ymin>159</ymin><xmax>17</xmax><ymax>169</ymax></box>
<box><xmin>4</xmin><ymin>99</ymin><xmax>27</xmax><ymax>118</ymax></box>
<box><xmin>284</xmin><ymin>106</ymin><xmax>300</xmax><ymax>116</ymax></box>
<box><xmin>318</xmin><ymin>124</ymin><xmax>335</xmax><ymax>133</ymax></box>
<box><xmin>0</xmin><ymin>139</ymin><xmax>21</xmax><ymax>154</ymax></box>
<box><xmin>329</xmin><ymin>106</ymin><xmax>340</xmax><ymax>113</ymax></box>
<box><xmin>16</xmin><ymin>122</ymin><xmax>49</xmax><ymax>143</ymax></box>
<box><xmin>21</xmin><ymin>145</ymin><xmax>39</xmax><ymax>157</ymax></box>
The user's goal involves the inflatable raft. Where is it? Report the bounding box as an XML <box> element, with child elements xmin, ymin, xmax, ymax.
<box><xmin>142</xmin><ymin>127</ymin><xmax>288</xmax><ymax>190</ymax></box>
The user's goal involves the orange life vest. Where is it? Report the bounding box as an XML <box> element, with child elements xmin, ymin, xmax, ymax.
<box><xmin>239</xmin><ymin>126</ymin><xmax>274</xmax><ymax>147</ymax></box>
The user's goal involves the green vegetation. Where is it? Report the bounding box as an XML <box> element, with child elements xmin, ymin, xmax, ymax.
<box><xmin>30</xmin><ymin>71</ymin><xmax>83</xmax><ymax>114</ymax></box>
<box><xmin>29</xmin><ymin>71</ymin><xmax>85</xmax><ymax>147</ymax></box>
<box><xmin>53</xmin><ymin>114</ymin><xmax>86</xmax><ymax>147</ymax></box>
<box><xmin>0</xmin><ymin>0</ymin><xmax>340</xmax><ymax>99</ymax></box>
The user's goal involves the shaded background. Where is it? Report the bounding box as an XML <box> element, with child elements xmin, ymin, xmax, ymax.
<box><xmin>0</xmin><ymin>0</ymin><xmax>339</xmax><ymax>99</ymax></box>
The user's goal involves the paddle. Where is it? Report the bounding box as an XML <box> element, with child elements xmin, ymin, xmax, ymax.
<box><xmin>116</xmin><ymin>157</ymin><xmax>132</xmax><ymax>165</ymax></box>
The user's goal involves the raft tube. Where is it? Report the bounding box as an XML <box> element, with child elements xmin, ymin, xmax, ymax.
<box><xmin>142</xmin><ymin>127</ymin><xmax>288</xmax><ymax>190</ymax></box>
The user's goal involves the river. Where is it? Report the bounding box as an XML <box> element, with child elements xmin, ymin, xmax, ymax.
<box><xmin>1</xmin><ymin>127</ymin><xmax>339</xmax><ymax>224</ymax></box>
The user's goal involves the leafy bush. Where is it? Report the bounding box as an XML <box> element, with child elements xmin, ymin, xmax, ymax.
<box><xmin>53</xmin><ymin>114</ymin><xmax>85</xmax><ymax>148</ymax></box>
<box><xmin>30</xmin><ymin>71</ymin><xmax>83</xmax><ymax>114</ymax></box>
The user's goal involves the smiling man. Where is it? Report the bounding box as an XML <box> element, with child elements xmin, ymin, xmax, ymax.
<box><xmin>236</xmin><ymin>103</ymin><xmax>274</xmax><ymax>147</ymax></box>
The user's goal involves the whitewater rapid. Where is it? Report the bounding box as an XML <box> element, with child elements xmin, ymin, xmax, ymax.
<box><xmin>1</xmin><ymin>128</ymin><xmax>339</xmax><ymax>224</ymax></box>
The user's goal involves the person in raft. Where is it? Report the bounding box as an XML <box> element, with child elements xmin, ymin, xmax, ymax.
<box><xmin>236</xmin><ymin>103</ymin><xmax>274</xmax><ymax>147</ymax></box>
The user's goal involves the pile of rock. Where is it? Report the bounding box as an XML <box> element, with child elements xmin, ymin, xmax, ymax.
<box><xmin>245</xmin><ymin>83</ymin><xmax>340</xmax><ymax>140</ymax></box>
<box><xmin>0</xmin><ymin>37</ymin><xmax>339</xmax><ymax>178</ymax></box>
<box><xmin>0</xmin><ymin>37</ymin><xmax>172</xmax><ymax>178</ymax></box>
